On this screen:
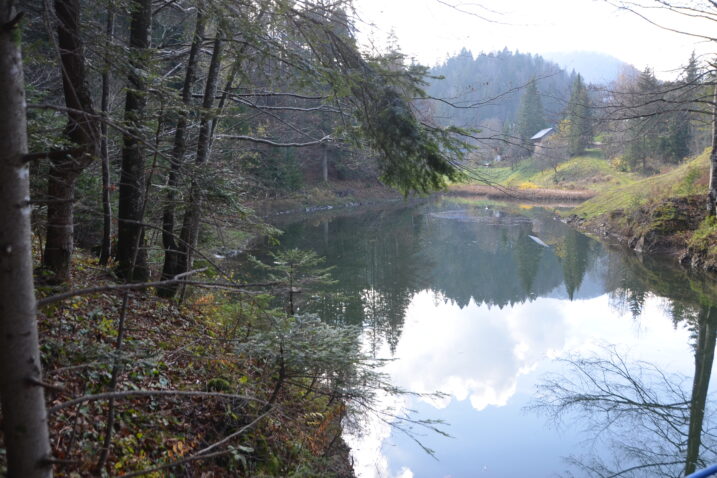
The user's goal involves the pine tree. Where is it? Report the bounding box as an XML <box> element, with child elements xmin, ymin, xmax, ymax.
<box><xmin>565</xmin><ymin>74</ymin><xmax>592</xmax><ymax>156</ymax></box>
<box><xmin>516</xmin><ymin>79</ymin><xmax>546</xmax><ymax>154</ymax></box>
<box><xmin>0</xmin><ymin>1</ymin><xmax>53</xmax><ymax>474</ymax></box>
<box><xmin>626</xmin><ymin>67</ymin><xmax>660</xmax><ymax>171</ymax></box>
<box><xmin>664</xmin><ymin>52</ymin><xmax>701</xmax><ymax>163</ymax></box>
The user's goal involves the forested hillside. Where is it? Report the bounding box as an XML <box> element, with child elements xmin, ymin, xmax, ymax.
<box><xmin>426</xmin><ymin>49</ymin><xmax>575</xmax><ymax>132</ymax></box>
<box><xmin>4</xmin><ymin>0</ymin><xmax>717</xmax><ymax>476</ymax></box>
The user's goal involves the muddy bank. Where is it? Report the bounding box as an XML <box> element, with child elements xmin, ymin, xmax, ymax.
<box><xmin>566</xmin><ymin>195</ymin><xmax>717</xmax><ymax>274</ymax></box>
<box><xmin>247</xmin><ymin>181</ymin><xmax>405</xmax><ymax>218</ymax></box>
<box><xmin>250</xmin><ymin>182</ymin><xmax>595</xmax><ymax>220</ymax></box>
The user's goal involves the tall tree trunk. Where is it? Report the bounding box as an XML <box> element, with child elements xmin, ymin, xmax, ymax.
<box><xmin>707</xmin><ymin>83</ymin><xmax>717</xmax><ymax>217</ymax></box>
<box><xmin>99</xmin><ymin>7</ymin><xmax>114</xmax><ymax>265</ymax></box>
<box><xmin>43</xmin><ymin>0</ymin><xmax>99</xmax><ymax>283</ymax></box>
<box><xmin>322</xmin><ymin>144</ymin><xmax>328</xmax><ymax>182</ymax></box>
<box><xmin>164</xmin><ymin>36</ymin><xmax>223</xmax><ymax>297</ymax></box>
<box><xmin>0</xmin><ymin>2</ymin><xmax>53</xmax><ymax>476</ymax></box>
<box><xmin>117</xmin><ymin>0</ymin><xmax>152</xmax><ymax>281</ymax></box>
<box><xmin>684</xmin><ymin>306</ymin><xmax>717</xmax><ymax>475</ymax></box>
<box><xmin>157</xmin><ymin>11</ymin><xmax>205</xmax><ymax>297</ymax></box>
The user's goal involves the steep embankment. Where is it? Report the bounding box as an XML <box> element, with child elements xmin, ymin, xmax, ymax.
<box><xmin>25</xmin><ymin>252</ymin><xmax>356</xmax><ymax>477</ymax></box>
<box><xmin>567</xmin><ymin>151</ymin><xmax>717</xmax><ymax>272</ymax></box>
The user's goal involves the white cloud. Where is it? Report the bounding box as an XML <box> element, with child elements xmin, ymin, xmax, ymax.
<box><xmin>348</xmin><ymin>289</ymin><xmax>695</xmax><ymax>477</ymax></box>
<box><xmin>385</xmin><ymin>291</ymin><xmax>569</xmax><ymax>411</ymax></box>
<box><xmin>353</xmin><ymin>0</ymin><xmax>712</xmax><ymax>77</ymax></box>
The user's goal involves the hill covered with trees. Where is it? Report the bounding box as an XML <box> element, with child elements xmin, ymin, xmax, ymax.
<box><xmin>426</xmin><ymin>48</ymin><xmax>576</xmax><ymax>134</ymax></box>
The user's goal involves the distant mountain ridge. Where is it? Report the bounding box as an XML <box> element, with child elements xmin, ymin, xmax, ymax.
<box><xmin>542</xmin><ymin>51</ymin><xmax>638</xmax><ymax>85</ymax></box>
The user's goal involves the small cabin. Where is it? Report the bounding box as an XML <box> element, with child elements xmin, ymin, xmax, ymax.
<box><xmin>530</xmin><ymin>127</ymin><xmax>554</xmax><ymax>143</ymax></box>
<box><xmin>530</xmin><ymin>127</ymin><xmax>554</xmax><ymax>155</ymax></box>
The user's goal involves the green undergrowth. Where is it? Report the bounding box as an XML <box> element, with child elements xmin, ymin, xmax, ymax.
<box><xmin>572</xmin><ymin>150</ymin><xmax>710</xmax><ymax>220</ymax></box>
<box><xmin>689</xmin><ymin>215</ymin><xmax>717</xmax><ymax>261</ymax></box>
<box><xmin>11</xmin><ymin>252</ymin><xmax>359</xmax><ymax>477</ymax></box>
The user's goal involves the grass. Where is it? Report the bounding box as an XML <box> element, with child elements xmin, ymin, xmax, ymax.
<box><xmin>572</xmin><ymin>149</ymin><xmax>710</xmax><ymax>219</ymax></box>
<box><xmin>688</xmin><ymin>215</ymin><xmax>717</xmax><ymax>260</ymax></box>
<box><xmin>471</xmin><ymin>149</ymin><xmax>639</xmax><ymax>193</ymax></box>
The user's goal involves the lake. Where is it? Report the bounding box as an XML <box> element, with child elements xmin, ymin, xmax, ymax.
<box><xmin>254</xmin><ymin>197</ymin><xmax>717</xmax><ymax>478</ymax></box>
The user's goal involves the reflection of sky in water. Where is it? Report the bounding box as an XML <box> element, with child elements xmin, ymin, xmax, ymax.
<box><xmin>261</xmin><ymin>202</ymin><xmax>712</xmax><ymax>476</ymax></box>
<box><xmin>347</xmin><ymin>290</ymin><xmax>694</xmax><ymax>478</ymax></box>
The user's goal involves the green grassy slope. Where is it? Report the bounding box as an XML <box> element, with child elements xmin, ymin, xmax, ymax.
<box><xmin>573</xmin><ymin>150</ymin><xmax>709</xmax><ymax>219</ymax></box>
<box><xmin>472</xmin><ymin>149</ymin><xmax>640</xmax><ymax>192</ymax></box>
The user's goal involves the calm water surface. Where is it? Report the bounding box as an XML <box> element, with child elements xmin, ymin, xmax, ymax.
<box><xmin>255</xmin><ymin>198</ymin><xmax>717</xmax><ymax>478</ymax></box>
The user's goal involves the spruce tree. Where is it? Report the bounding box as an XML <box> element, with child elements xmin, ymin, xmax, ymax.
<box><xmin>664</xmin><ymin>52</ymin><xmax>701</xmax><ymax>163</ymax></box>
<box><xmin>626</xmin><ymin>67</ymin><xmax>660</xmax><ymax>171</ymax></box>
<box><xmin>565</xmin><ymin>74</ymin><xmax>592</xmax><ymax>156</ymax></box>
<box><xmin>516</xmin><ymin>79</ymin><xmax>546</xmax><ymax>154</ymax></box>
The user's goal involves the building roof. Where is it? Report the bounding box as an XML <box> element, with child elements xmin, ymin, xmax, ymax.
<box><xmin>530</xmin><ymin>127</ymin><xmax>554</xmax><ymax>141</ymax></box>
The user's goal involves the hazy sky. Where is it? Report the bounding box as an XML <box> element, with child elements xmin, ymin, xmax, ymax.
<box><xmin>352</xmin><ymin>0</ymin><xmax>715</xmax><ymax>77</ymax></box>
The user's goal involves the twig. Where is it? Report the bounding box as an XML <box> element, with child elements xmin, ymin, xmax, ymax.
<box><xmin>95</xmin><ymin>292</ymin><xmax>130</xmax><ymax>471</ymax></box>
<box><xmin>218</xmin><ymin>134</ymin><xmax>331</xmax><ymax>147</ymax></box>
<box><xmin>37</xmin><ymin>269</ymin><xmax>204</xmax><ymax>306</ymax></box>
<box><xmin>37</xmin><ymin>277</ymin><xmax>281</xmax><ymax>307</ymax></box>
<box><xmin>27</xmin><ymin>377</ymin><xmax>68</xmax><ymax>394</ymax></box>
<box><xmin>49</xmin><ymin>390</ymin><xmax>265</xmax><ymax>414</ymax></box>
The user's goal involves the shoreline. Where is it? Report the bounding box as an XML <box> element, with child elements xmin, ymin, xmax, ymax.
<box><xmin>565</xmin><ymin>195</ymin><xmax>717</xmax><ymax>275</ymax></box>
<box><xmin>446</xmin><ymin>183</ymin><xmax>596</xmax><ymax>202</ymax></box>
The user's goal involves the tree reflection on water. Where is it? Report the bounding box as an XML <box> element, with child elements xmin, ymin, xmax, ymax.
<box><xmin>535</xmin><ymin>299</ymin><xmax>717</xmax><ymax>476</ymax></box>
<box><xmin>245</xmin><ymin>199</ymin><xmax>717</xmax><ymax>476</ymax></box>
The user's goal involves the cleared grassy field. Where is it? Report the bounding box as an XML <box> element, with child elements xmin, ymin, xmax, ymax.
<box><xmin>470</xmin><ymin>149</ymin><xmax>639</xmax><ymax>192</ymax></box>
<box><xmin>573</xmin><ymin>150</ymin><xmax>709</xmax><ymax>219</ymax></box>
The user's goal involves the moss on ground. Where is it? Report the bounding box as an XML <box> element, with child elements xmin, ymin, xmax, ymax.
<box><xmin>688</xmin><ymin>216</ymin><xmax>717</xmax><ymax>263</ymax></box>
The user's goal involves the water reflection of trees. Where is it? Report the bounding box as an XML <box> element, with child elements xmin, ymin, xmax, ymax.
<box><xmin>263</xmin><ymin>202</ymin><xmax>717</xmax><ymax>475</ymax></box>
<box><xmin>423</xmin><ymin>210</ymin><xmax>566</xmax><ymax>308</ymax></box>
<box><xmin>273</xmin><ymin>206</ymin><xmax>430</xmax><ymax>354</ymax></box>
<box><xmin>538</xmin><ymin>249</ymin><xmax>717</xmax><ymax>478</ymax></box>
<box><xmin>535</xmin><ymin>308</ymin><xmax>717</xmax><ymax>477</ymax></box>
<box><xmin>269</xmin><ymin>203</ymin><xmax>606</xmax><ymax>354</ymax></box>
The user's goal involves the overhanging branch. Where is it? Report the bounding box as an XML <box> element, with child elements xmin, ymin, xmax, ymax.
<box><xmin>218</xmin><ymin>134</ymin><xmax>331</xmax><ymax>147</ymax></box>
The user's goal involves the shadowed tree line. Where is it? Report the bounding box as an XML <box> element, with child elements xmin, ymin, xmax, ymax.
<box><xmin>0</xmin><ymin>0</ymin><xmax>477</xmax><ymax>475</ymax></box>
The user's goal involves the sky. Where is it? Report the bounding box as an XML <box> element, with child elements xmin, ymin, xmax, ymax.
<box><xmin>352</xmin><ymin>0</ymin><xmax>716</xmax><ymax>78</ymax></box>
<box><xmin>346</xmin><ymin>289</ymin><xmax>695</xmax><ymax>478</ymax></box>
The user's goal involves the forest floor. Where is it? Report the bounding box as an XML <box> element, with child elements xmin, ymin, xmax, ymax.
<box><xmin>7</xmin><ymin>251</ymin><xmax>356</xmax><ymax>477</ymax></box>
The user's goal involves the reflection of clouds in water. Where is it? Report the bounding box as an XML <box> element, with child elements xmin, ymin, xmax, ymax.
<box><xmin>345</xmin><ymin>329</ymin><xmax>413</xmax><ymax>478</ymax></box>
<box><xmin>386</xmin><ymin>291</ymin><xmax>567</xmax><ymax>411</ymax></box>
<box><xmin>348</xmin><ymin>290</ymin><xmax>694</xmax><ymax>478</ymax></box>
<box><xmin>348</xmin><ymin>290</ymin><xmax>570</xmax><ymax>477</ymax></box>
<box><xmin>393</xmin><ymin>468</ymin><xmax>413</xmax><ymax>478</ymax></box>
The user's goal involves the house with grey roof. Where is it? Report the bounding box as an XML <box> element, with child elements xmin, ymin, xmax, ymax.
<box><xmin>530</xmin><ymin>127</ymin><xmax>554</xmax><ymax>142</ymax></box>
